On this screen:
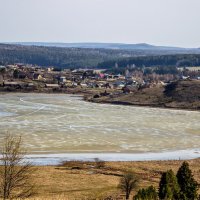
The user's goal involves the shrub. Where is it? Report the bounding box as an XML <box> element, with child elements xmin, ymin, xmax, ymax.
<box><xmin>134</xmin><ymin>185</ymin><xmax>158</xmax><ymax>200</ymax></box>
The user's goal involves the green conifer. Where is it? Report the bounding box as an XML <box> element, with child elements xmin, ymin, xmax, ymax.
<box><xmin>159</xmin><ymin>169</ymin><xmax>180</xmax><ymax>200</ymax></box>
<box><xmin>176</xmin><ymin>161</ymin><xmax>198</xmax><ymax>200</ymax></box>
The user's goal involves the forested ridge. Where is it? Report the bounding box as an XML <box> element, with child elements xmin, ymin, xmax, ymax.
<box><xmin>97</xmin><ymin>54</ymin><xmax>200</xmax><ymax>69</ymax></box>
<box><xmin>0</xmin><ymin>43</ymin><xmax>200</xmax><ymax>69</ymax></box>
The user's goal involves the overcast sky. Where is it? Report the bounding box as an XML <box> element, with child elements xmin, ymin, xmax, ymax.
<box><xmin>0</xmin><ymin>0</ymin><xmax>200</xmax><ymax>47</ymax></box>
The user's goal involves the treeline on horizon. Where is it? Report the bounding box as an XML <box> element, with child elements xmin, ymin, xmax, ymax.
<box><xmin>0</xmin><ymin>43</ymin><xmax>200</xmax><ymax>70</ymax></box>
<box><xmin>97</xmin><ymin>54</ymin><xmax>200</xmax><ymax>69</ymax></box>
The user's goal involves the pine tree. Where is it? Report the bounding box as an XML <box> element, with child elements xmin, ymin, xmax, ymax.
<box><xmin>159</xmin><ymin>169</ymin><xmax>180</xmax><ymax>200</ymax></box>
<box><xmin>176</xmin><ymin>161</ymin><xmax>198</xmax><ymax>200</ymax></box>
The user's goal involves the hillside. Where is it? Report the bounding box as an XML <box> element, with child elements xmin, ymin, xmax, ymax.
<box><xmin>88</xmin><ymin>80</ymin><xmax>200</xmax><ymax>110</ymax></box>
<box><xmin>1</xmin><ymin>43</ymin><xmax>200</xmax><ymax>69</ymax></box>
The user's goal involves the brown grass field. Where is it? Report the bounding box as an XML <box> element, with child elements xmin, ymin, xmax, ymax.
<box><xmin>27</xmin><ymin>159</ymin><xmax>200</xmax><ymax>200</ymax></box>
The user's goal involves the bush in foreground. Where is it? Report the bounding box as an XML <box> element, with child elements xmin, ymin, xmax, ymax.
<box><xmin>134</xmin><ymin>185</ymin><xmax>158</xmax><ymax>200</ymax></box>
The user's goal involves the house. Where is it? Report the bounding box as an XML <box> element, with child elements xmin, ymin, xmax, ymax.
<box><xmin>113</xmin><ymin>81</ymin><xmax>126</xmax><ymax>89</ymax></box>
<box><xmin>47</xmin><ymin>67</ymin><xmax>54</xmax><ymax>72</ymax></box>
<box><xmin>113</xmin><ymin>74</ymin><xmax>125</xmax><ymax>80</ymax></box>
<box><xmin>45</xmin><ymin>84</ymin><xmax>59</xmax><ymax>88</ymax></box>
<box><xmin>123</xmin><ymin>85</ymin><xmax>138</xmax><ymax>93</ymax></box>
<box><xmin>105</xmin><ymin>74</ymin><xmax>114</xmax><ymax>80</ymax></box>
<box><xmin>18</xmin><ymin>71</ymin><xmax>27</xmax><ymax>79</ymax></box>
<box><xmin>65</xmin><ymin>80</ymin><xmax>73</xmax><ymax>87</ymax></box>
<box><xmin>33</xmin><ymin>73</ymin><xmax>43</xmax><ymax>80</ymax></box>
<box><xmin>80</xmin><ymin>82</ymin><xmax>88</xmax><ymax>87</ymax></box>
<box><xmin>3</xmin><ymin>81</ymin><xmax>25</xmax><ymax>88</ymax></box>
<box><xmin>27</xmin><ymin>83</ymin><xmax>35</xmax><ymax>88</ymax></box>
<box><xmin>87</xmin><ymin>82</ymin><xmax>99</xmax><ymax>88</ymax></box>
<box><xmin>181</xmin><ymin>75</ymin><xmax>190</xmax><ymax>80</ymax></box>
<box><xmin>71</xmin><ymin>70</ymin><xmax>84</xmax><ymax>79</ymax></box>
<box><xmin>97</xmin><ymin>73</ymin><xmax>105</xmax><ymax>79</ymax></box>
<box><xmin>59</xmin><ymin>76</ymin><xmax>66</xmax><ymax>83</ymax></box>
<box><xmin>72</xmin><ymin>82</ymin><xmax>78</xmax><ymax>86</ymax></box>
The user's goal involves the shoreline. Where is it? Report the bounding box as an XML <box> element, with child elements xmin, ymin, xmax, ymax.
<box><xmin>25</xmin><ymin>149</ymin><xmax>200</xmax><ymax>166</ymax></box>
<box><xmin>1</xmin><ymin>90</ymin><xmax>200</xmax><ymax>112</ymax></box>
<box><xmin>87</xmin><ymin>98</ymin><xmax>200</xmax><ymax>112</ymax></box>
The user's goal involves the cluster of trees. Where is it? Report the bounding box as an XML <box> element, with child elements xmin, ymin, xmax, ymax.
<box><xmin>0</xmin><ymin>44</ymin><xmax>145</xmax><ymax>69</ymax></box>
<box><xmin>98</xmin><ymin>54</ymin><xmax>200</xmax><ymax>73</ymax></box>
<box><xmin>119</xmin><ymin>162</ymin><xmax>199</xmax><ymax>200</ymax></box>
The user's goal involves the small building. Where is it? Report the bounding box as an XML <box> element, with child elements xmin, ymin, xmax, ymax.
<box><xmin>123</xmin><ymin>85</ymin><xmax>138</xmax><ymax>93</ymax></box>
<box><xmin>113</xmin><ymin>81</ymin><xmax>126</xmax><ymax>89</ymax></box>
<box><xmin>80</xmin><ymin>82</ymin><xmax>88</xmax><ymax>87</ymax></box>
<box><xmin>47</xmin><ymin>67</ymin><xmax>54</xmax><ymax>72</ymax></box>
<box><xmin>18</xmin><ymin>71</ymin><xmax>27</xmax><ymax>79</ymax></box>
<box><xmin>65</xmin><ymin>80</ymin><xmax>73</xmax><ymax>87</ymax></box>
<box><xmin>98</xmin><ymin>73</ymin><xmax>105</xmax><ymax>79</ymax></box>
<box><xmin>45</xmin><ymin>84</ymin><xmax>59</xmax><ymax>88</ymax></box>
<box><xmin>60</xmin><ymin>76</ymin><xmax>67</xmax><ymax>83</ymax></box>
<box><xmin>3</xmin><ymin>81</ymin><xmax>23</xmax><ymax>88</ymax></box>
<box><xmin>181</xmin><ymin>75</ymin><xmax>190</xmax><ymax>80</ymax></box>
<box><xmin>33</xmin><ymin>73</ymin><xmax>43</xmax><ymax>80</ymax></box>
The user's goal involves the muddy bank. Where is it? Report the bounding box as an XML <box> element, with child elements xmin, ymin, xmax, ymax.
<box><xmin>87</xmin><ymin>80</ymin><xmax>200</xmax><ymax>111</ymax></box>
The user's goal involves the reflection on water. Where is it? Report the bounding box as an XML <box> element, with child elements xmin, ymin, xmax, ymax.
<box><xmin>0</xmin><ymin>93</ymin><xmax>200</xmax><ymax>154</ymax></box>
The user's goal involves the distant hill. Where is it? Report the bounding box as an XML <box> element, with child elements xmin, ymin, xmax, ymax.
<box><xmin>7</xmin><ymin>42</ymin><xmax>200</xmax><ymax>52</ymax></box>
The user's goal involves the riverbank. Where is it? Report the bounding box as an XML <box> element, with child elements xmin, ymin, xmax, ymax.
<box><xmin>87</xmin><ymin>80</ymin><xmax>200</xmax><ymax>111</ymax></box>
<box><xmin>22</xmin><ymin>159</ymin><xmax>200</xmax><ymax>199</ymax></box>
<box><xmin>1</xmin><ymin>80</ymin><xmax>200</xmax><ymax>111</ymax></box>
<box><xmin>25</xmin><ymin>150</ymin><xmax>200</xmax><ymax>166</ymax></box>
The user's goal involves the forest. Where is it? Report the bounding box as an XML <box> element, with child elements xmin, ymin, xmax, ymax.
<box><xmin>0</xmin><ymin>43</ymin><xmax>200</xmax><ymax>70</ymax></box>
<box><xmin>97</xmin><ymin>54</ymin><xmax>200</xmax><ymax>69</ymax></box>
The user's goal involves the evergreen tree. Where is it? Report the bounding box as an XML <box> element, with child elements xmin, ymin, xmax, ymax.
<box><xmin>134</xmin><ymin>185</ymin><xmax>158</xmax><ymax>200</ymax></box>
<box><xmin>176</xmin><ymin>161</ymin><xmax>198</xmax><ymax>200</ymax></box>
<box><xmin>159</xmin><ymin>169</ymin><xmax>180</xmax><ymax>200</ymax></box>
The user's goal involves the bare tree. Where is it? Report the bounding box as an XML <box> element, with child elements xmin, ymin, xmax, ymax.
<box><xmin>0</xmin><ymin>133</ymin><xmax>35</xmax><ymax>199</ymax></box>
<box><xmin>118</xmin><ymin>172</ymin><xmax>138</xmax><ymax>200</ymax></box>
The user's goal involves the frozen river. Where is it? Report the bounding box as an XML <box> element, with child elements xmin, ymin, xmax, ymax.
<box><xmin>0</xmin><ymin>93</ymin><xmax>200</xmax><ymax>164</ymax></box>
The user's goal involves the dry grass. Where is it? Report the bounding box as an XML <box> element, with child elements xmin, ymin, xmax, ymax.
<box><xmin>24</xmin><ymin>159</ymin><xmax>200</xmax><ymax>200</ymax></box>
<box><xmin>31</xmin><ymin>165</ymin><xmax>119</xmax><ymax>200</ymax></box>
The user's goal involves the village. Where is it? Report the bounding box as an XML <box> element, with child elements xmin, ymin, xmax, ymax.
<box><xmin>0</xmin><ymin>64</ymin><xmax>200</xmax><ymax>97</ymax></box>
